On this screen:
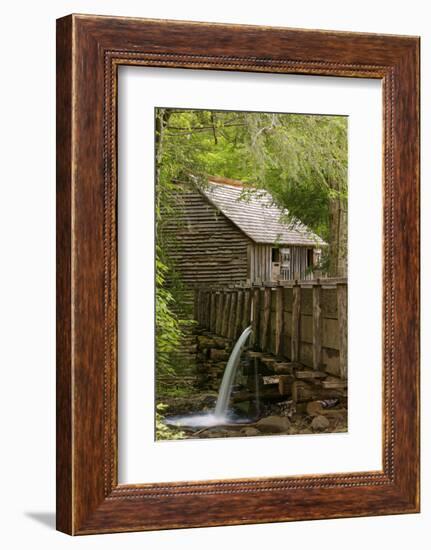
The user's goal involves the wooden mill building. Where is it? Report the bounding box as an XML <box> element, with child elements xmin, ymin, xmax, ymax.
<box><xmin>165</xmin><ymin>176</ymin><xmax>326</xmax><ymax>289</ymax></box>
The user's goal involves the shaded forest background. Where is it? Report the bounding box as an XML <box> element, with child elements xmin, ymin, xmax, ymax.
<box><xmin>155</xmin><ymin>108</ymin><xmax>348</xmax><ymax>418</ymax></box>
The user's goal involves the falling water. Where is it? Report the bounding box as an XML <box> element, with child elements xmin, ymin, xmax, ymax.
<box><xmin>214</xmin><ymin>326</ymin><xmax>252</xmax><ymax>418</ymax></box>
<box><xmin>165</xmin><ymin>325</ymin><xmax>253</xmax><ymax>429</ymax></box>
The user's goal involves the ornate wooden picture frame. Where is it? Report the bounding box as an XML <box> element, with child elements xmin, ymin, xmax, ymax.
<box><xmin>56</xmin><ymin>14</ymin><xmax>420</xmax><ymax>535</ymax></box>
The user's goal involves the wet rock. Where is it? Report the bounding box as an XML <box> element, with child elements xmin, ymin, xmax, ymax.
<box><xmin>264</xmin><ymin>400</ymin><xmax>296</xmax><ymax>418</ymax></box>
<box><xmin>306</xmin><ymin>401</ymin><xmax>324</xmax><ymax>417</ymax></box>
<box><xmin>209</xmin><ymin>349</ymin><xmax>229</xmax><ymax>361</ymax></box>
<box><xmin>320</xmin><ymin>398</ymin><xmax>339</xmax><ymax>409</ymax></box>
<box><xmin>197</xmin><ymin>335</ymin><xmax>227</xmax><ymax>349</ymax></box>
<box><xmin>212</xmin><ymin>361</ymin><xmax>227</xmax><ymax>371</ymax></box>
<box><xmin>163</xmin><ymin>393</ymin><xmax>217</xmax><ymax>414</ymax></box>
<box><xmin>311</xmin><ymin>415</ymin><xmax>330</xmax><ymax>431</ymax></box>
<box><xmin>186</xmin><ymin>344</ymin><xmax>198</xmax><ymax>354</ymax></box>
<box><xmin>241</xmin><ymin>427</ymin><xmax>260</xmax><ymax>437</ymax></box>
<box><xmin>256</xmin><ymin>415</ymin><xmax>291</xmax><ymax>433</ymax></box>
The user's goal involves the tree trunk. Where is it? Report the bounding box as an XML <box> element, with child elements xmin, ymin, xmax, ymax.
<box><xmin>337</xmin><ymin>200</ymin><xmax>348</xmax><ymax>277</ymax></box>
<box><xmin>155</xmin><ymin>108</ymin><xmax>172</xmax><ymax>167</ymax></box>
<box><xmin>328</xmin><ymin>197</ymin><xmax>347</xmax><ymax>277</ymax></box>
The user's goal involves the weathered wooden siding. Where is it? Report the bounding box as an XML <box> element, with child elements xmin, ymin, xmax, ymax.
<box><xmin>159</xmin><ymin>188</ymin><xmax>253</xmax><ymax>385</ymax></box>
<box><xmin>163</xmin><ymin>188</ymin><xmax>251</xmax><ymax>287</ymax></box>
<box><xmin>248</xmin><ymin>244</ymin><xmax>272</xmax><ymax>282</ymax></box>
<box><xmin>162</xmin><ymin>186</ymin><xmax>321</xmax><ymax>288</ymax></box>
<box><xmin>248</xmin><ymin>244</ymin><xmax>317</xmax><ymax>283</ymax></box>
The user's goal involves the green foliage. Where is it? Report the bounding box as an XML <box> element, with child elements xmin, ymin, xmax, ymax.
<box><xmin>157</xmin><ymin>109</ymin><xmax>347</xmax><ymax>280</ymax></box>
<box><xmin>243</xmin><ymin>113</ymin><xmax>348</xmax><ymax>243</ymax></box>
<box><xmin>155</xmin><ymin>109</ymin><xmax>199</xmax><ymax>388</ymax></box>
<box><xmin>155</xmin><ymin>107</ymin><xmax>348</xmax><ymax>394</ymax></box>
<box><xmin>158</xmin><ymin>109</ymin><xmax>347</xmax><ymax>244</ymax></box>
<box><xmin>155</xmin><ymin>250</ymin><xmax>183</xmax><ymax>376</ymax></box>
<box><xmin>155</xmin><ymin>403</ymin><xmax>185</xmax><ymax>441</ymax></box>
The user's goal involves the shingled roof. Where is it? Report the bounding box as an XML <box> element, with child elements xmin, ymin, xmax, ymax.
<box><xmin>199</xmin><ymin>177</ymin><xmax>326</xmax><ymax>247</ymax></box>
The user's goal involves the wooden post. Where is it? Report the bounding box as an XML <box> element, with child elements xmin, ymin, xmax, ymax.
<box><xmin>200</xmin><ymin>291</ymin><xmax>206</xmax><ymax>328</ymax></box>
<box><xmin>274</xmin><ymin>287</ymin><xmax>284</xmax><ymax>356</ymax></box>
<box><xmin>282</xmin><ymin>288</ymin><xmax>290</xmax><ymax>359</ymax></box>
<box><xmin>251</xmin><ymin>288</ymin><xmax>260</xmax><ymax>347</ymax></box>
<box><xmin>210</xmin><ymin>291</ymin><xmax>216</xmax><ymax>332</ymax></box>
<box><xmin>202</xmin><ymin>291</ymin><xmax>207</xmax><ymax>328</ymax></box>
<box><xmin>242</xmin><ymin>289</ymin><xmax>251</xmax><ymax>331</ymax></box>
<box><xmin>213</xmin><ymin>292</ymin><xmax>219</xmax><ymax>333</ymax></box>
<box><xmin>235</xmin><ymin>290</ymin><xmax>244</xmax><ymax>338</ymax></box>
<box><xmin>204</xmin><ymin>292</ymin><xmax>211</xmax><ymax>329</ymax></box>
<box><xmin>312</xmin><ymin>284</ymin><xmax>322</xmax><ymax>370</ymax></box>
<box><xmin>291</xmin><ymin>380</ymin><xmax>299</xmax><ymax>404</ymax></box>
<box><xmin>337</xmin><ymin>283</ymin><xmax>348</xmax><ymax>379</ymax></box>
<box><xmin>205</xmin><ymin>290</ymin><xmax>212</xmax><ymax>330</ymax></box>
<box><xmin>260</xmin><ymin>287</ymin><xmax>271</xmax><ymax>351</ymax></box>
<box><xmin>222</xmin><ymin>292</ymin><xmax>231</xmax><ymax>337</ymax></box>
<box><xmin>228</xmin><ymin>291</ymin><xmax>237</xmax><ymax>339</ymax></box>
<box><xmin>195</xmin><ymin>289</ymin><xmax>202</xmax><ymax>325</ymax></box>
<box><xmin>216</xmin><ymin>292</ymin><xmax>224</xmax><ymax>335</ymax></box>
<box><xmin>291</xmin><ymin>284</ymin><xmax>301</xmax><ymax>362</ymax></box>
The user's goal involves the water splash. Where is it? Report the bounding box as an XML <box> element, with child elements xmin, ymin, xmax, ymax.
<box><xmin>165</xmin><ymin>326</ymin><xmax>253</xmax><ymax>430</ymax></box>
<box><xmin>214</xmin><ymin>326</ymin><xmax>252</xmax><ymax>418</ymax></box>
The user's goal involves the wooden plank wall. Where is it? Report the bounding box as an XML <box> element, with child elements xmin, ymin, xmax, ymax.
<box><xmin>163</xmin><ymin>189</ymin><xmax>251</xmax><ymax>288</ymax></box>
<box><xmin>248</xmin><ymin>244</ymin><xmax>272</xmax><ymax>282</ymax></box>
<box><xmin>195</xmin><ymin>280</ymin><xmax>348</xmax><ymax>379</ymax></box>
<box><xmin>160</xmin><ymin>188</ymin><xmax>252</xmax><ymax>380</ymax></box>
<box><xmin>248</xmin><ymin>244</ymin><xmax>317</xmax><ymax>283</ymax></box>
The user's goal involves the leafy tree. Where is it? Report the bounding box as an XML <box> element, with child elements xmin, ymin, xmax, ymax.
<box><xmin>155</xmin><ymin>108</ymin><xmax>348</xmax><ymax>391</ymax></box>
<box><xmin>158</xmin><ymin>109</ymin><xmax>348</xmax><ymax>277</ymax></box>
<box><xmin>241</xmin><ymin>112</ymin><xmax>348</xmax><ymax>276</ymax></box>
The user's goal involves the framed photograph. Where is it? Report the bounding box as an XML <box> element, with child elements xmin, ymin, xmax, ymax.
<box><xmin>56</xmin><ymin>14</ymin><xmax>420</xmax><ymax>534</ymax></box>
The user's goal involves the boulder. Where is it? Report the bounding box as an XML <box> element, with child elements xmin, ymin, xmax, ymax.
<box><xmin>256</xmin><ymin>415</ymin><xmax>291</xmax><ymax>434</ymax></box>
<box><xmin>306</xmin><ymin>401</ymin><xmax>324</xmax><ymax>417</ymax></box>
<box><xmin>209</xmin><ymin>348</ymin><xmax>229</xmax><ymax>361</ymax></box>
<box><xmin>311</xmin><ymin>415</ymin><xmax>330</xmax><ymax>431</ymax></box>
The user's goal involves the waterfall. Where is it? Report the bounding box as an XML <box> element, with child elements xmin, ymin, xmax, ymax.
<box><xmin>165</xmin><ymin>325</ymin><xmax>253</xmax><ymax>429</ymax></box>
<box><xmin>214</xmin><ymin>326</ymin><xmax>252</xmax><ymax>418</ymax></box>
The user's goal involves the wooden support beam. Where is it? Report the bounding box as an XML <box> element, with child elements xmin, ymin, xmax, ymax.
<box><xmin>322</xmin><ymin>376</ymin><xmax>347</xmax><ymax>389</ymax></box>
<box><xmin>337</xmin><ymin>283</ymin><xmax>348</xmax><ymax>379</ymax></box>
<box><xmin>272</xmin><ymin>362</ymin><xmax>303</xmax><ymax>375</ymax></box>
<box><xmin>216</xmin><ymin>292</ymin><xmax>224</xmax><ymax>335</ymax></box>
<box><xmin>295</xmin><ymin>369</ymin><xmax>327</xmax><ymax>380</ymax></box>
<box><xmin>260</xmin><ymin>287</ymin><xmax>271</xmax><ymax>351</ymax></box>
<box><xmin>274</xmin><ymin>287</ymin><xmax>284</xmax><ymax>356</ymax></box>
<box><xmin>203</xmin><ymin>291</ymin><xmax>208</xmax><ymax>328</ymax></box>
<box><xmin>278</xmin><ymin>375</ymin><xmax>294</xmax><ymax>396</ymax></box>
<box><xmin>235</xmin><ymin>290</ymin><xmax>243</xmax><ymax>338</ymax></box>
<box><xmin>242</xmin><ymin>289</ymin><xmax>251</xmax><ymax>331</ymax></box>
<box><xmin>210</xmin><ymin>292</ymin><xmax>217</xmax><ymax>332</ymax></box>
<box><xmin>251</xmin><ymin>288</ymin><xmax>260</xmax><ymax>348</ymax></box>
<box><xmin>205</xmin><ymin>292</ymin><xmax>211</xmax><ymax>329</ymax></box>
<box><xmin>312</xmin><ymin>284</ymin><xmax>322</xmax><ymax>369</ymax></box>
<box><xmin>261</xmin><ymin>355</ymin><xmax>277</xmax><ymax>366</ymax></box>
<box><xmin>291</xmin><ymin>285</ymin><xmax>301</xmax><ymax>362</ymax></box>
<box><xmin>195</xmin><ymin>289</ymin><xmax>201</xmax><ymax>325</ymax></box>
<box><xmin>221</xmin><ymin>292</ymin><xmax>231</xmax><ymax>337</ymax></box>
<box><xmin>246</xmin><ymin>350</ymin><xmax>264</xmax><ymax>358</ymax></box>
<box><xmin>292</xmin><ymin>380</ymin><xmax>344</xmax><ymax>403</ymax></box>
<box><xmin>228</xmin><ymin>291</ymin><xmax>237</xmax><ymax>340</ymax></box>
